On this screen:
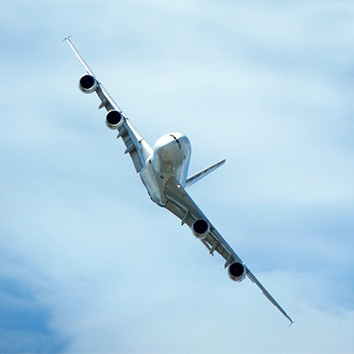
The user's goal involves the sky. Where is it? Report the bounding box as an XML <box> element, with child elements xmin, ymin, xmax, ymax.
<box><xmin>1</xmin><ymin>0</ymin><xmax>354</xmax><ymax>353</ymax></box>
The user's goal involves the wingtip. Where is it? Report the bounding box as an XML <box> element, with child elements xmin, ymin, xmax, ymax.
<box><xmin>287</xmin><ymin>316</ymin><xmax>294</xmax><ymax>327</ymax></box>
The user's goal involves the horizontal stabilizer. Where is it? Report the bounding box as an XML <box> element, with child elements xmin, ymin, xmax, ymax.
<box><xmin>185</xmin><ymin>159</ymin><xmax>226</xmax><ymax>188</ymax></box>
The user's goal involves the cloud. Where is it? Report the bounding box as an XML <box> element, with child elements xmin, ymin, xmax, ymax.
<box><xmin>0</xmin><ymin>1</ymin><xmax>354</xmax><ymax>353</ymax></box>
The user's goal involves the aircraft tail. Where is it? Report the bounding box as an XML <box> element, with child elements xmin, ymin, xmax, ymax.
<box><xmin>185</xmin><ymin>159</ymin><xmax>226</xmax><ymax>188</ymax></box>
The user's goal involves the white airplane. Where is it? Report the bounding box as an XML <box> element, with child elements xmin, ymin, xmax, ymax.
<box><xmin>65</xmin><ymin>37</ymin><xmax>293</xmax><ymax>325</ymax></box>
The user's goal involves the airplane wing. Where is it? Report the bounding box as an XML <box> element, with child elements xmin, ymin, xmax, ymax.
<box><xmin>64</xmin><ymin>36</ymin><xmax>151</xmax><ymax>173</ymax></box>
<box><xmin>164</xmin><ymin>177</ymin><xmax>293</xmax><ymax>325</ymax></box>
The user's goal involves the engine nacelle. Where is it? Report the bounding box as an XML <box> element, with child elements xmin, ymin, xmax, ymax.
<box><xmin>228</xmin><ymin>262</ymin><xmax>246</xmax><ymax>282</ymax></box>
<box><xmin>79</xmin><ymin>74</ymin><xmax>98</xmax><ymax>94</ymax></box>
<box><xmin>191</xmin><ymin>219</ymin><xmax>210</xmax><ymax>240</ymax></box>
<box><xmin>106</xmin><ymin>110</ymin><xmax>123</xmax><ymax>129</ymax></box>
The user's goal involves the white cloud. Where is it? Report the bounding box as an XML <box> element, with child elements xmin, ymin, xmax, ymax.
<box><xmin>0</xmin><ymin>0</ymin><xmax>354</xmax><ymax>353</ymax></box>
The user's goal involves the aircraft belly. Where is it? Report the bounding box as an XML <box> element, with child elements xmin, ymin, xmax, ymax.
<box><xmin>140</xmin><ymin>162</ymin><xmax>167</xmax><ymax>206</ymax></box>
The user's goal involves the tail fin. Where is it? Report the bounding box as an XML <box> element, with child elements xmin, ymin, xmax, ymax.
<box><xmin>185</xmin><ymin>159</ymin><xmax>226</xmax><ymax>188</ymax></box>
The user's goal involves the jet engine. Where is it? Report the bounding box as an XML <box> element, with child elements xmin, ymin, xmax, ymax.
<box><xmin>79</xmin><ymin>74</ymin><xmax>98</xmax><ymax>94</ymax></box>
<box><xmin>106</xmin><ymin>110</ymin><xmax>123</xmax><ymax>129</ymax></box>
<box><xmin>228</xmin><ymin>262</ymin><xmax>246</xmax><ymax>282</ymax></box>
<box><xmin>191</xmin><ymin>219</ymin><xmax>210</xmax><ymax>240</ymax></box>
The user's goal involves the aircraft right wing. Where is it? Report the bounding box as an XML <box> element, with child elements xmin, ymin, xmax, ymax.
<box><xmin>64</xmin><ymin>36</ymin><xmax>152</xmax><ymax>173</ymax></box>
<box><xmin>164</xmin><ymin>177</ymin><xmax>293</xmax><ymax>325</ymax></box>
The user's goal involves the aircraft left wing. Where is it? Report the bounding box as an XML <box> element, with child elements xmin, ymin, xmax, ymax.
<box><xmin>64</xmin><ymin>36</ymin><xmax>152</xmax><ymax>173</ymax></box>
<box><xmin>164</xmin><ymin>177</ymin><xmax>293</xmax><ymax>325</ymax></box>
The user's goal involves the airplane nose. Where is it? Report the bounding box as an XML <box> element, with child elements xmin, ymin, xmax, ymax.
<box><xmin>169</xmin><ymin>133</ymin><xmax>191</xmax><ymax>150</ymax></box>
<box><xmin>152</xmin><ymin>133</ymin><xmax>191</xmax><ymax>168</ymax></box>
<box><xmin>169</xmin><ymin>134</ymin><xmax>182</xmax><ymax>149</ymax></box>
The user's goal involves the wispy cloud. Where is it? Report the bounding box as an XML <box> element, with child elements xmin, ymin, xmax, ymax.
<box><xmin>0</xmin><ymin>1</ymin><xmax>354</xmax><ymax>353</ymax></box>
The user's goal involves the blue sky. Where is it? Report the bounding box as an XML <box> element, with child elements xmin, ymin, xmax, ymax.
<box><xmin>1</xmin><ymin>1</ymin><xmax>354</xmax><ymax>353</ymax></box>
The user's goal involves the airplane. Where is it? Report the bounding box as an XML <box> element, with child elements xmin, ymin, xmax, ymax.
<box><xmin>64</xmin><ymin>36</ymin><xmax>293</xmax><ymax>325</ymax></box>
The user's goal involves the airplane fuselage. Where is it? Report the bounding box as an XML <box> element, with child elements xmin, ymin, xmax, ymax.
<box><xmin>140</xmin><ymin>132</ymin><xmax>191</xmax><ymax>206</ymax></box>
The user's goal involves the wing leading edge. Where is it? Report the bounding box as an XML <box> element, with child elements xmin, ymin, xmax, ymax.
<box><xmin>64</xmin><ymin>36</ymin><xmax>152</xmax><ymax>172</ymax></box>
<box><xmin>164</xmin><ymin>177</ymin><xmax>293</xmax><ymax>325</ymax></box>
